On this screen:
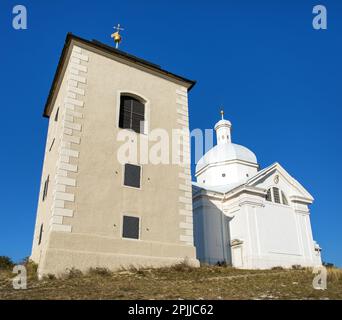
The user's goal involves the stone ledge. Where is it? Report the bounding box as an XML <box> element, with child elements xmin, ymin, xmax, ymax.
<box><xmin>67</xmin><ymin>86</ymin><xmax>85</xmax><ymax>96</ymax></box>
<box><xmin>64</xmin><ymin>121</ymin><xmax>82</xmax><ymax>131</ymax></box>
<box><xmin>70</xmin><ymin>57</ymin><xmax>81</xmax><ymax>65</ymax></box>
<box><xmin>53</xmin><ymin>200</ymin><xmax>65</xmax><ymax>209</ymax></box>
<box><xmin>60</xmin><ymin>148</ymin><xmax>79</xmax><ymax>158</ymax></box>
<box><xmin>50</xmin><ymin>216</ymin><xmax>63</xmax><ymax>225</ymax></box>
<box><xmin>179</xmin><ymin>209</ymin><xmax>192</xmax><ymax>216</ymax></box>
<box><xmin>50</xmin><ymin>224</ymin><xmax>72</xmax><ymax>233</ymax></box>
<box><xmin>62</xmin><ymin>134</ymin><xmax>81</xmax><ymax>144</ymax></box>
<box><xmin>179</xmin><ymin>184</ymin><xmax>192</xmax><ymax>192</ymax></box>
<box><xmin>179</xmin><ymin>196</ymin><xmax>192</xmax><ymax>204</ymax></box>
<box><xmin>56</xmin><ymin>176</ymin><xmax>76</xmax><ymax>187</ymax></box>
<box><xmin>71</xmin><ymin>52</ymin><xmax>89</xmax><ymax>62</ymax></box>
<box><xmin>180</xmin><ymin>235</ymin><xmax>193</xmax><ymax>243</ymax></box>
<box><xmin>176</xmin><ymin>99</ymin><xmax>188</xmax><ymax>107</ymax></box>
<box><xmin>52</xmin><ymin>207</ymin><xmax>74</xmax><ymax>217</ymax></box>
<box><xmin>58</xmin><ymin>162</ymin><xmax>78</xmax><ymax>172</ymax></box>
<box><xmin>65</xmin><ymin>97</ymin><xmax>84</xmax><ymax>107</ymax></box>
<box><xmin>54</xmin><ymin>191</ymin><xmax>75</xmax><ymax>202</ymax></box>
<box><xmin>180</xmin><ymin>222</ymin><xmax>193</xmax><ymax>229</ymax></box>
<box><xmin>176</xmin><ymin>89</ymin><xmax>187</xmax><ymax>97</ymax></box>
<box><xmin>68</xmin><ymin>74</ymin><xmax>86</xmax><ymax>84</ymax></box>
<box><xmin>72</xmin><ymin>46</ymin><xmax>82</xmax><ymax>54</ymax></box>
<box><xmin>69</xmin><ymin>63</ymin><xmax>88</xmax><ymax>73</ymax></box>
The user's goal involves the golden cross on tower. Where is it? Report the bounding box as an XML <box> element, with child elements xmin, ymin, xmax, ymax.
<box><xmin>111</xmin><ymin>23</ymin><xmax>124</xmax><ymax>49</ymax></box>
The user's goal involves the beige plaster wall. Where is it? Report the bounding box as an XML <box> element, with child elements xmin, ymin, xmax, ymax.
<box><xmin>31</xmin><ymin>40</ymin><xmax>198</xmax><ymax>276</ymax></box>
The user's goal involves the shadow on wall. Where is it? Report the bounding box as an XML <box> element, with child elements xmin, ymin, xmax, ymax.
<box><xmin>193</xmin><ymin>205</ymin><xmax>233</xmax><ymax>266</ymax></box>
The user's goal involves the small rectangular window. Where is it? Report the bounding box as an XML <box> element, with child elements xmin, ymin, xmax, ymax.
<box><xmin>38</xmin><ymin>224</ymin><xmax>43</xmax><ymax>245</ymax></box>
<box><xmin>54</xmin><ymin>108</ymin><xmax>59</xmax><ymax>122</ymax></box>
<box><xmin>124</xmin><ymin>164</ymin><xmax>141</xmax><ymax>188</ymax></box>
<box><xmin>42</xmin><ymin>175</ymin><xmax>49</xmax><ymax>201</ymax></box>
<box><xmin>49</xmin><ymin>138</ymin><xmax>55</xmax><ymax>152</ymax></box>
<box><xmin>122</xmin><ymin>215</ymin><xmax>140</xmax><ymax>239</ymax></box>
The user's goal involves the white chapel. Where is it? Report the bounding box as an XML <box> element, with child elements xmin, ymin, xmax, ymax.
<box><xmin>192</xmin><ymin>112</ymin><xmax>322</xmax><ymax>269</ymax></box>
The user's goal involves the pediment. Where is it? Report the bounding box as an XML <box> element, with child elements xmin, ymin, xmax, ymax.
<box><xmin>246</xmin><ymin>162</ymin><xmax>314</xmax><ymax>203</ymax></box>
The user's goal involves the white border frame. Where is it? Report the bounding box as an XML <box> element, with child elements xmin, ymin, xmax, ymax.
<box><xmin>121</xmin><ymin>213</ymin><xmax>141</xmax><ymax>241</ymax></box>
<box><xmin>122</xmin><ymin>163</ymin><xmax>143</xmax><ymax>190</ymax></box>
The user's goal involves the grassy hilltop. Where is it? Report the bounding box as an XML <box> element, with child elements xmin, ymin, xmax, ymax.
<box><xmin>0</xmin><ymin>260</ymin><xmax>341</xmax><ymax>300</ymax></box>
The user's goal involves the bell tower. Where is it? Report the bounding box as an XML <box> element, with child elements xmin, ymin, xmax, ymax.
<box><xmin>30</xmin><ymin>33</ymin><xmax>199</xmax><ymax>276</ymax></box>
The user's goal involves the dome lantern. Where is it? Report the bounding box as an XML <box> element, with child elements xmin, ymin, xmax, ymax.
<box><xmin>214</xmin><ymin>109</ymin><xmax>232</xmax><ymax>145</ymax></box>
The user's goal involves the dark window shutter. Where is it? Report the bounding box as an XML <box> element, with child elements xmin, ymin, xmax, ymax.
<box><xmin>119</xmin><ymin>96</ymin><xmax>131</xmax><ymax>129</ymax></box>
<box><xmin>124</xmin><ymin>164</ymin><xmax>141</xmax><ymax>188</ymax></box>
<box><xmin>119</xmin><ymin>96</ymin><xmax>145</xmax><ymax>133</ymax></box>
<box><xmin>266</xmin><ymin>188</ymin><xmax>272</xmax><ymax>201</ymax></box>
<box><xmin>45</xmin><ymin>175</ymin><xmax>49</xmax><ymax>199</ymax></box>
<box><xmin>54</xmin><ymin>108</ymin><xmax>59</xmax><ymax>122</ymax></box>
<box><xmin>38</xmin><ymin>224</ymin><xmax>43</xmax><ymax>245</ymax></box>
<box><xmin>42</xmin><ymin>175</ymin><xmax>49</xmax><ymax>201</ymax></box>
<box><xmin>273</xmin><ymin>187</ymin><xmax>281</xmax><ymax>204</ymax></box>
<box><xmin>49</xmin><ymin>138</ymin><xmax>55</xmax><ymax>152</ymax></box>
<box><xmin>42</xmin><ymin>182</ymin><xmax>45</xmax><ymax>201</ymax></box>
<box><xmin>132</xmin><ymin>99</ymin><xmax>144</xmax><ymax>115</ymax></box>
<box><xmin>132</xmin><ymin>99</ymin><xmax>144</xmax><ymax>133</ymax></box>
<box><xmin>122</xmin><ymin>216</ymin><xmax>139</xmax><ymax>239</ymax></box>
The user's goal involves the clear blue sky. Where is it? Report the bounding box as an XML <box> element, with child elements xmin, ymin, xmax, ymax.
<box><xmin>0</xmin><ymin>0</ymin><xmax>341</xmax><ymax>266</ymax></box>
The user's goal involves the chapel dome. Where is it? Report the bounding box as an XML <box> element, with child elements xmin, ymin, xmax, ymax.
<box><xmin>196</xmin><ymin>143</ymin><xmax>257</xmax><ymax>173</ymax></box>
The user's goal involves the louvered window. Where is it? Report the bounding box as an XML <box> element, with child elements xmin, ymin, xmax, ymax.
<box><xmin>119</xmin><ymin>96</ymin><xmax>145</xmax><ymax>134</ymax></box>
<box><xmin>273</xmin><ymin>187</ymin><xmax>281</xmax><ymax>203</ymax></box>
<box><xmin>266</xmin><ymin>187</ymin><xmax>289</xmax><ymax>206</ymax></box>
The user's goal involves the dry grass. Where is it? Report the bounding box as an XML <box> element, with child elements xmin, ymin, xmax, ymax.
<box><xmin>0</xmin><ymin>263</ymin><xmax>341</xmax><ymax>300</ymax></box>
<box><xmin>327</xmin><ymin>267</ymin><xmax>342</xmax><ymax>282</ymax></box>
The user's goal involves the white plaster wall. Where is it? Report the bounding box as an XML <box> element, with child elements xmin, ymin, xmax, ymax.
<box><xmin>257</xmin><ymin>203</ymin><xmax>300</xmax><ymax>255</ymax></box>
<box><xmin>197</xmin><ymin>162</ymin><xmax>258</xmax><ymax>186</ymax></box>
<box><xmin>193</xmin><ymin>198</ymin><xmax>230</xmax><ymax>265</ymax></box>
<box><xmin>193</xmin><ymin>192</ymin><xmax>321</xmax><ymax>269</ymax></box>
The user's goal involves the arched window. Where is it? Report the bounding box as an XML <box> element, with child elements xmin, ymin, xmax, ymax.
<box><xmin>119</xmin><ymin>95</ymin><xmax>145</xmax><ymax>134</ymax></box>
<box><xmin>265</xmin><ymin>187</ymin><xmax>289</xmax><ymax>206</ymax></box>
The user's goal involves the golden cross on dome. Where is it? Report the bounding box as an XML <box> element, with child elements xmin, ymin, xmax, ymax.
<box><xmin>111</xmin><ymin>23</ymin><xmax>124</xmax><ymax>49</ymax></box>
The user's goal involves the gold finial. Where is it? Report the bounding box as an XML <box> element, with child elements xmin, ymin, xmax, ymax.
<box><xmin>220</xmin><ymin>109</ymin><xmax>224</xmax><ymax>120</ymax></box>
<box><xmin>111</xmin><ymin>23</ymin><xmax>124</xmax><ymax>49</ymax></box>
